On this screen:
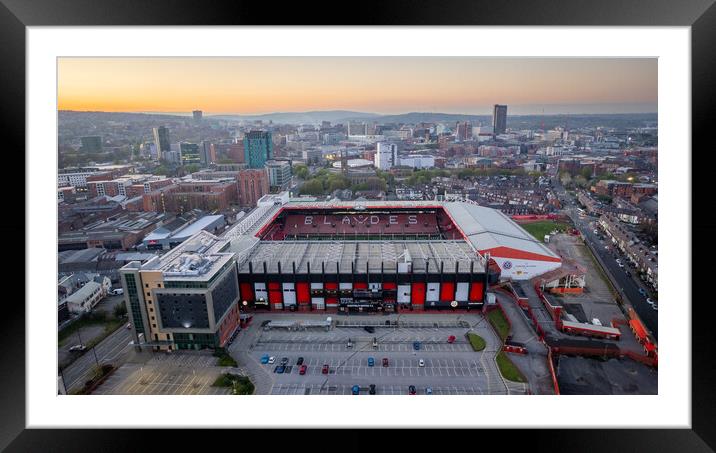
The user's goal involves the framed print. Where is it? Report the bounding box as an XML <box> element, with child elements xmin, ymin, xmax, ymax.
<box><xmin>5</xmin><ymin>0</ymin><xmax>714</xmax><ymax>450</ymax></box>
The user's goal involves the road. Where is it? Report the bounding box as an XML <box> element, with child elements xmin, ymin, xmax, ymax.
<box><xmin>553</xmin><ymin>183</ymin><xmax>658</xmax><ymax>339</ymax></box>
<box><xmin>60</xmin><ymin>325</ymin><xmax>133</xmax><ymax>392</ymax></box>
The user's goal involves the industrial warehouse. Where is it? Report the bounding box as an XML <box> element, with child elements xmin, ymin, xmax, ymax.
<box><xmin>119</xmin><ymin>197</ymin><xmax>563</xmax><ymax>351</ymax></box>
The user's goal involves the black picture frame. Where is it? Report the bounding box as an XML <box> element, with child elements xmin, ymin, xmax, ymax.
<box><xmin>4</xmin><ymin>0</ymin><xmax>712</xmax><ymax>450</ymax></box>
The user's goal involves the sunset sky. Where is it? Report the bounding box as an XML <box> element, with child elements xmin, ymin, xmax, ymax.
<box><xmin>58</xmin><ymin>57</ymin><xmax>657</xmax><ymax>115</ymax></box>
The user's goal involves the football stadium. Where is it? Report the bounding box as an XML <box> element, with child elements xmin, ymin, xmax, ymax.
<box><xmin>232</xmin><ymin>199</ymin><xmax>561</xmax><ymax>313</ymax></box>
<box><xmin>121</xmin><ymin>198</ymin><xmax>561</xmax><ymax>350</ymax></box>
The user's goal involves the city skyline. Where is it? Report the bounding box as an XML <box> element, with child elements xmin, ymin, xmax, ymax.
<box><xmin>58</xmin><ymin>57</ymin><xmax>657</xmax><ymax>115</ymax></box>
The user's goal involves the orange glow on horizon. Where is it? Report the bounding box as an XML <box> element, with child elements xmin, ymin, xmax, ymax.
<box><xmin>58</xmin><ymin>57</ymin><xmax>657</xmax><ymax>115</ymax></box>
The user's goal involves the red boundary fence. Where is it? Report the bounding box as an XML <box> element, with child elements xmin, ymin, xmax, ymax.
<box><xmin>493</xmin><ymin>282</ymin><xmax>657</xmax><ymax>395</ymax></box>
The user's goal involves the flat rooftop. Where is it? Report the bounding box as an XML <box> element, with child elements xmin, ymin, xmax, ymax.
<box><xmin>139</xmin><ymin>230</ymin><xmax>233</xmax><ymax>281</ymax></box>
<box><xmin>237</xmin><ymin>240</ymin><xmax>483</xmax><ymax>274</ymax></box>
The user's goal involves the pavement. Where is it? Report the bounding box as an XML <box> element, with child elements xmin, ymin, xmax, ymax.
<box><xmin>556</xmin><ymin>355</ymin><xmax>657</xmax><ymax>395</ymax></box>
<box><xmin>228</xmin><ymin>313</ymin><xmax>529</xmax><ymax>395</ymax></box>
<box><xmin>554</xmin><ymin>184</ymin><xmax>658</xmax><ymax>338</ymax></box>
<box><xmin>545</xmin><ymin>233</ymin><xmax>644</xmax><ymax>355</ymax></box>
<box><xmin>93</xmin><ymin>351</ymin><xmax>234</xmax><ymax>395</ymax></box>
<box><xmin>494</xmin><ymin>291</ymin><xmax>555</xmax><ymax>395</ymax></box>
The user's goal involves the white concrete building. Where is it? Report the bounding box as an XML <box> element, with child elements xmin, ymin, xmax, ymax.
<box><xmin>374</xmin><ymin>142</ymin><xmax>398</xmax><ymax>170</ymax></box>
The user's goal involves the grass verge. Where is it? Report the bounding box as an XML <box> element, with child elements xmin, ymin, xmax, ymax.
<box><xmin>519</xmin><ymin>221</ymin><xmax>570</xmax><ymax>241</ymax></box>
<box><xmin>496</xmin><ymin>351</ymin><xmax>527</xmax><ymax>383</ymax></box>
<box><xmin>213</xmin><ymin>348</ymin><xmax>238</xmax><ymax>367</ymax></box>
<box><xmin>59</xmin><ymin>313</ymin><xmax>124</xmax><ymax>346</ymax></box>
<box><xmin>487</xmin><ymin>309</ymin><xmax>510</xmax><ymax>343</ymax></box>
<box><xmin>466</xmin><ymin>332</ymin><xmax>486</xmax><ymax>351</ymax></box>
<box><xmin>213</xmin><ymin>374</ymin><xmax>254</xmax><ymax>394</ymax></box>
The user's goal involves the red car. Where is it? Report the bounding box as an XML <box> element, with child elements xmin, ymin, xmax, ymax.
<box><xmin>382</xmin><ymin>358</ymin><xmax>389</xmax><ymax>367</ymax></box>
<box><xmin>299</xmin><ymin>365</ymin><xmax>307</xmax><ymax>375</ymax></box>
<box><xmin>447</xmin><ymin>335</ymin><xmax>456</xmax><ymax>344</ymax></box>
<box><xmin>322</xmin><ymin>364</ymin><xmax>329</xmax><ymax>374</ymax></box>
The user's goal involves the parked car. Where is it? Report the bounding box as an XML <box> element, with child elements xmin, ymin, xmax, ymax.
<box><xmin>426</xmin><ymin>387</ymin><xmax>433</xmax><ymax>395</ymax></box>
<box><xmin>639</xmin><ymin>288</ymin><xmax>646</xmax><ymax>295</ymax></box>
<box><xmin>280</xmin><ymin>357</ymin><xmax>289</xmax><ymax>365</ymax></box>
<box><xmin>352</xmin><ymin>385</ymin><xmax>360</xmax><ymax>395</ymax></box>
<box><xmin>652</xmin><ymin>304</ymin><xmax>658</xmax><ymax>311</ymax></box>
<box><xmin>284</xmin><ymin>365</ymin><xmax>292</xmax><ymax>374</ymax></box>
<box><xmin>408</xmin><ymin>385</ymin><xmax>417</xmax><ymax>395</ymax></box>
<box><xmin>69</xmin><ymin>344</ymin><xmax>86</xmax><ymax>352</ymax></box>
<box><xmin>447</xmin><ymin>335</ymin><xmax>456</xmax><ymax>344</ymax></box>
<box><xmin>268</xmin><ymin>356</ymin><xmax>276</xmax><ymax>364</ymax></box>
<box><xmin>296</xmin><ymin>357</ymin><xmax>304</xmax><ymax>365</ymax></box>
<box><xmin>418</xmin><ymin>359</ymin><xmax>425</xmax><ymax>367</ymax></box>
<box><xmin>260</xmin><ymin>354</ymin><xmax>269</xmax><ymax>364</ymax></box>
<box><xmin>382</xmin><ymin>357</ymin><xmax>389</xmax><ymax>367</ymax></box>
<box><xmin>369</xmin><ymin>384</ymin><xmax>376</xmax><ymax>395</ymax></box>
<box><xmin>413</xmin><ymin>341</ymin><xmax>421</xmax><ymax>350</ymax></box>
<box><xmin>364</xmin><ymin>326</ymin><xmax>375</xmax><ymax>333</ymax></box>
<box><xmin>273</xmin><ymin>366</ymin><xmax>280</xmax><ymax>373</ymax></box>
<box><xmin>347</xmin><ymin>339</ymin><xmax>353</xmax><ymax>348</ymax></box>
<box><xmin>276</xmin><ymin>365</ymin><xmax>285</xmax><ymax>374</ymax></box>
<box><xmin>372</xmin><ymin>337</ymin><xmax>378</xmax><ymax>348</ymax></box>
<box><xmin>299</xmin><ymin>365</ymin><xmax>307</xmax><ymax>375</ymax></box>
<box><xmin>126</xmin><ymin>323</ymin><xmax>132</xmax><ymax>330</ymax></box>
<box><xmin>367</xmin><ymin>357</ymin><xmax>375</xmax><ymax>367</ymax></box>
<box><xmin>322</xmin><ymin>364</ymin><xmax>329</xmax><ymax>374</ymax></box>
<box><xmin>646</xmin><ymin>298</ymin><xmax>655</xmax><ymax>305</ymax></box>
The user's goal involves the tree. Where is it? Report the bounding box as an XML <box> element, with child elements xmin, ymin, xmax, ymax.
<box><xmin>113</xmin><ymin>303</ymin><xmax>127</xmax><ymax>319</ymax></box>
<box><xmin>300</xmin><ymin>179</ymin><xmax>325</xmax><ymax>196</ymax></box>
<box><xmin>294</xmin><ymin>164</ymin><xmax>309</xmax><ymax>180</ymax></box>
<box><xmin>560</xmin><ymin>171</ymin><xmax>573</xmax><ymax>187</ymax></box>
<box><xmin>580</xmin><ymin>167</ymin><xmax>593</xmax><ymax>180</ymax></box>
<box><xmin>183</xmin><ymin>164</ymin><xmax>201</xmax><ymax>175</ymax></box>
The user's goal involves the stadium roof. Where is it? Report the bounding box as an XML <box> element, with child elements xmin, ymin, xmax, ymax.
<box><xmin>442</xmin><ymin>203</ymin><xmax>560</xmax><ymax>262</ymax></box>
<box><xmin>237</xmin><ymin>240</ymin><xmax>483</xmax><ymax>274</ymax></box>
<box><xmin>278</xmin><ymin>200</ymin><xmax>560</xmax><ymax>262</ymax></box>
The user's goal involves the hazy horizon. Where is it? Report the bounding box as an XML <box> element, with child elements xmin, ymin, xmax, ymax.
<box><xmin>58</xmin><ymin>57</ymin><xmax>657</xmax><ymax>116</ymax></box>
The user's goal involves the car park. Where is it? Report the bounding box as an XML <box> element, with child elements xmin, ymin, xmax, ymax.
<box><xmin>322</xmin><ymin>364</ymin><xmax>329</xmax><ymax>374</ymax></box>
<box><xmin>369</xmin><ymin>384</ymin><xmax>376</xmax><ymax>395</ymax></box>
<box><xmin>382</xmin><ymin>358</ymin><xmax>389</xmax><ymax>367</ymax></box>
<box><xmin>419</xmin><ymin>359</ymin><xmax>425</xmax><ymax>367</ymax></box>
<box><xmin>408</xmin><ymin>385</ymin><xmax>417</xmax><ymax>395</ymax></box>
<box><xmin>299</xmin><ymin>365</ymin><xmax>307</xmax><ymax>375</ymax></box>
<box><xmin>296</xmin><ymin>357</ymin><xmax>304</xmax><ymax>365</ymax></box>
<box><xmin>352</xmin><ymin>385</ymin><xmax>360</xmax><ymax>395</ymax></box>
<box><xmin>260</xmin><ymin>354</ymin><xmax>269</xmax><ymax>364</ymax></box>
<box><xmin>368</xmin><ymin>357</ymin><xmax>375</xmax><ymax>367</ymax></box>
<box><xmin>447</xmin><ymin>335</ymin><xmax>456</xmax><ymax>343</ymax></box>
<box><xmin>268</xmin><ymin>356</ymin><xmax>276</xmax><ymax>364</ymax></box>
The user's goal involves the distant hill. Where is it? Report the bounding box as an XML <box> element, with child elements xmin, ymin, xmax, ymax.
<box><xmin>59</xmin><ymin>110</ymin><xmax>657</xmax><ymax>129</ymax></box>
<box><xmin>209</xmin><ymin>110</ymin><xmax>381</xmax><ymax>124</ymax></box>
